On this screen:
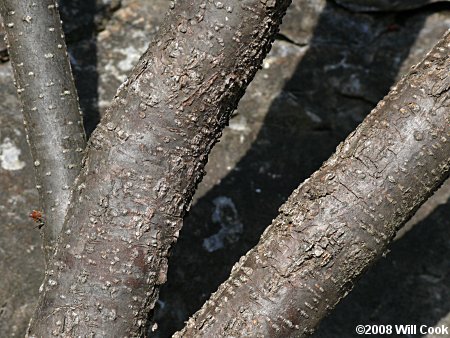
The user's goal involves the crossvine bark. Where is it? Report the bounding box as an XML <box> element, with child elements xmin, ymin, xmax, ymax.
<box><xmin>27</xmin><ymin>0</ymin><xmax>292</xmax><ymax>336</ymax></box>
<box><xmin>175</xmin><ymin>30</ymin><xmax>450</xmax><ymax>338</ymax></box>
<box><xmin>0</xmin><ymin>0</ymin><xmax>85</xmax><ymax>259</ymax></box>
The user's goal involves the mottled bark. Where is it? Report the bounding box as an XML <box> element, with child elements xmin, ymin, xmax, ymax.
<box><xmin>0</xmin><ymin>0</ymin><xmax>86</xmax><ymax>259</ymax></box>
<box><xmin>334</xmin><ymin>0</ymin><xmax>450</xmax><ymax>12</ymax></box>
<box><xmin>175</xmin><ymin>31</ymin><xmax>450</xmax><ymax>338</ymax></box>
<box><xmin>27</xmin><ymin>0</ymin><xmax>292</xmax><ymax>336</ymax></box>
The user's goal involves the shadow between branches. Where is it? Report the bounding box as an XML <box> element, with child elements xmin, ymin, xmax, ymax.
<box><xmin>153</xmin><ymin>2</ymin><xmax>450</xmax><ymax>337</ymax></box>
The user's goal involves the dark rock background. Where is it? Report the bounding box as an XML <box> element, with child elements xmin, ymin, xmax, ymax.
<box><xmin>0</xmin><ymin>0</ymin><xmax>448</xmax><ymax>337</ymax></box>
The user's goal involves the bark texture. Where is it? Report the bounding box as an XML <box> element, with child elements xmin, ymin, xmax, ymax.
<box><xmin>0</xmin><ymin>0</ymin><xmax>86</xmax><ymax>259</ymax></box>
<box><xmin>334</xmin><ymin>0</ymin><xmax>450</xmax><ymax>12</ymax></box>
<box><xmin>27</xmin><ymin>0</ymin><xmax>292</xmax><ymax>336</ymax></box>
<box><xmin>174</xmin><ymin>31</ymin><xmax>450</xmax><ymax>338</ymax></box>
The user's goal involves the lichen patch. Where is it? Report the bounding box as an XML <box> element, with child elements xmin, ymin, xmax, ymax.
<box><xmin>0</xmin><ymin>137</ymin><xmax>26</xmax><ymax>170</ymax></box>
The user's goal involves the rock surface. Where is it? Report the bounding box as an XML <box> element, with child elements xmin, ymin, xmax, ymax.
<box><xmin>0</xmin><ymin>62</ymin><xmax>42</xmax><ymax>337</ymax></box>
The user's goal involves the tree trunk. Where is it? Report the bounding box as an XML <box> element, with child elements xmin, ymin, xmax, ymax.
<box><xmin>174</xmin><ymin>30</ymin><xmax>450</xmax><ymax>338</ymax></box>
<box><xmin>27</xmin><ymin>0</ymin><xmax>292</xmax><ymax>336</ymax></box>
<box><xmin>0</xmin><ymin>0</ymin><xmax>86</xmax><ymax>259</ymax></box>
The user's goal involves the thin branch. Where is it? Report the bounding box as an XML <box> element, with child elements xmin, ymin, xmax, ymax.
<box><xmin>0</xmin><ymin>0</ymin><xmax>86</xmax><ymax>260</ymax></box>
<box><xmin>26</xmin><ymin>0</ymin><xmax>292</xmax><ymax>336</ymax></box>
<box><xmin>175</xmin><ymin>30</ymin><xmax>450</xmax><ymax>337</ymax></box>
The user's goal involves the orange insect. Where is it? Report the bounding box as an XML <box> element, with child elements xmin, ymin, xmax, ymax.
<box><xmin>29</xmin><ymin>210</ymin><xmax>45</xmax><ymax>229</ymax></box>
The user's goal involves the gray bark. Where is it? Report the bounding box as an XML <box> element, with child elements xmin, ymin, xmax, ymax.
<box><xmin>0</xmin><ymin>0</ymin><xmax>86</xmax><ymax>259</ymax></box>
<box><xmin>26</xmin><ymin>0</ymin><xmax>292</xmax><ymax>336</ymax></box>
<box><xmin>174</xmin><ymin>30</ymin><xmax>450</xmax><ymax>338</ymax></box>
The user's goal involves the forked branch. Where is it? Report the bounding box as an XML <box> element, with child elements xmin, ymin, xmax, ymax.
<box><xmin>27</xmin><ymin>0</ymin><xmax>292</xmax><ymax>336</ymax></box>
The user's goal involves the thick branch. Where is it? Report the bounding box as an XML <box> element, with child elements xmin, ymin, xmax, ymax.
<box><xmin>175</xmin><ymin>31</ymin><xmax>450</xmax><ymax>337</ymax></box>
<box><xmin>0</xmin><ymin>0</ymin><xmax>86</xmax><ymax>259</ymax></box>
<box><xmin>27</xmin><ymin>0</ymin><xmax>292</xmax><ymax>336</ymax></box>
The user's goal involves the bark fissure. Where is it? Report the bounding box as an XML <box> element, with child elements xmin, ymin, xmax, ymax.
<box><xmin>174</xmin><ymin>30</ymin><xmax>450</xmax><ymax>338</ymax></box>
